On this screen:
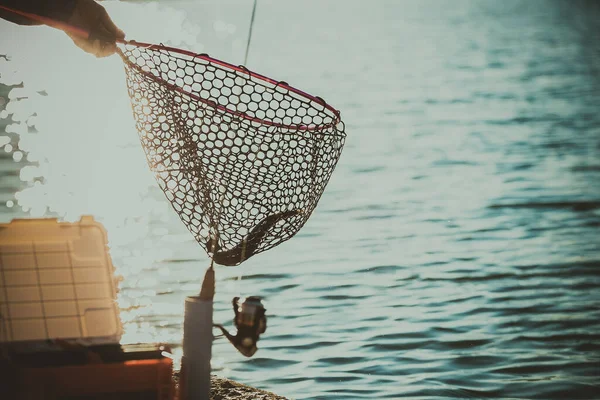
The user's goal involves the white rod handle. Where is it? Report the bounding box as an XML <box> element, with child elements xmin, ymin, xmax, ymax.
<box><xmin>182</xmin><ymin>296</ymin><xmax>213</xmax><ymax>400</ymax></box>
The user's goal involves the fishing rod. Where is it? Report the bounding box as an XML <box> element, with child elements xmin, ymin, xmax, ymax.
<box><xmin>1</xmin><ymin>3</ymin><xmax>346</xmax><ymax>398</ymax></box>
<box><xmin>244</xmin><ymin>0</ymin><xmax>258</xmax><ymax>65</ymax></box>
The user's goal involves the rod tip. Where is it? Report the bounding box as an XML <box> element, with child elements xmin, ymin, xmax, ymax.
<box><xmin>199</xmin><ymin>266</ymin><xmax>215</xmax><ymax>300</ymax></box>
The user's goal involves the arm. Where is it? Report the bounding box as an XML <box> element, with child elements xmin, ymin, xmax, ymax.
<box><xmin>0</xmin><ymin>0</ymin><xmax>77</xmax><ymax>26</ymax></box>
<box><xmin>0</xmin><ymin>0</ymin><xmax>125</xmax><ymax>58</ymax></box>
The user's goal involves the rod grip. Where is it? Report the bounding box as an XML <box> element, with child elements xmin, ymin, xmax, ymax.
<box><xmin>181</xmin><ymin>296</ymin><xmax>213</xmax><ymax>400</ymax></box>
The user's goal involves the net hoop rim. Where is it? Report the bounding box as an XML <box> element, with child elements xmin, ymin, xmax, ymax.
<box><xmin>118</xmin><ymin>40</ymin><xmax>343</xmax><ymax>134</ymax></box>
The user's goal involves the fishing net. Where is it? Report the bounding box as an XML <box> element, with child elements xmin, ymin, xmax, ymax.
<box><xmin>117</xmin><ymin>42</ymin><xmax>346</xmax><ymax>266</ymax></box>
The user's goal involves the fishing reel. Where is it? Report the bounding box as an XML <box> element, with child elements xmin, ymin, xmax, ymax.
<box><xmin>214</xmin><ymin>296</ymin><xmax>267</xmax><ymax>357</ymax></box>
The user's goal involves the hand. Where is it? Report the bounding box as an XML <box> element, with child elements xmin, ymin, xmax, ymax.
<box><xmin>65</xmin><ymin>0</ymin><xmax>125</xmax><ymax>58</ymax></box>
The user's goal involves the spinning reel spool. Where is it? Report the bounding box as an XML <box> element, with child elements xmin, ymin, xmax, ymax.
<box><xmin>214</xmin><ymin>296</ymin><xmax>267</xmax><ymax>357</ymax></box>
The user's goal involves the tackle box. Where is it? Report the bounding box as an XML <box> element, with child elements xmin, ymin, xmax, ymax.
<box><xmin>0</xmin><ymin>217</ymin><xmax>175</xmax><ymax>399</ymax></box>
<box><xmin>0</xmin><ymin>216</ymin><xmax>122</xmax><ymax>344</ymax></box>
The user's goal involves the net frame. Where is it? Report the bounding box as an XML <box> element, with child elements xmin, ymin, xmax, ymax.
<box><xmin>117</xmin><ymin>41</ymin><xmax>346</xmax><ymax>266</ymax></box>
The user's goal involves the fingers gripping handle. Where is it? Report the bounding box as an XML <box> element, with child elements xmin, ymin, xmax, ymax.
<box><xmin>88</xmin><ymin>28</ymin><xmax>114</xmax><ymax>43</ymax></box>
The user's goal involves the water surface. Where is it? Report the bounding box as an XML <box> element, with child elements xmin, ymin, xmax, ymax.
<box><xmin>1</xmin><ymin>1</ymin><xmax>599</xmax><ymax>399</ymax></box>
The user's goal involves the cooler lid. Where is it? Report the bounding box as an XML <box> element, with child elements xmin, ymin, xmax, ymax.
<box><xmin>0</xmin><ymin>216</ymin><xmax>122</xmax><ymax>344</ymax></box>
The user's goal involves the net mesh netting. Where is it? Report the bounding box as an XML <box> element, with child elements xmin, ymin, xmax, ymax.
<box><xmin>118</xmin><ymin>42</ymin><xmax>346</xmax><ymax>266</ymax></box>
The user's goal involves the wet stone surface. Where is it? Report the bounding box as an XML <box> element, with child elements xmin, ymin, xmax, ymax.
<box><xmin>210</xmin><ymin>375</ymin><xmax>288</xmax><ymax>400</ymax></box>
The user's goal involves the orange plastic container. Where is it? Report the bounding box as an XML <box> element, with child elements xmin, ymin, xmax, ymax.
<box><xmin>14</xmin><ymin>356</ymin><xmax>174</xmax><ymax>399</ymax></box>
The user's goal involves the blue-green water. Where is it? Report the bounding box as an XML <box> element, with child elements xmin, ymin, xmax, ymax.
<box><xmin>1</xmin><ymin>0</ymin><xmax>600</xmax><ymax>398</ymax></box>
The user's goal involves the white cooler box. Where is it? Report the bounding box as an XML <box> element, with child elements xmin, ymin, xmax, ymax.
<box><xmin>0</xmin><ymin>216</ymin><xmax>121</xmax><ymax>345</ymax></box>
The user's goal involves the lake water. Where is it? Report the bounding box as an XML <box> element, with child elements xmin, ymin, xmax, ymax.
<box><xmin>1</xmin><ymin>0</ymin><xmax>599</xmax><ymax>399</ymax></box>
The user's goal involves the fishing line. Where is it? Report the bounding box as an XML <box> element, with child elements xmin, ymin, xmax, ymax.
<box><xmin>243</xmin><ymin>0</ymin><xmax>258</xmax><ymax>65</ymax></box>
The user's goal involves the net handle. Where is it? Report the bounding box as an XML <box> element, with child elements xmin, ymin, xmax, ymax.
<box><xmin>117</xmin><ymin>39</ymin><xmax>342</xmax><ymax>132</ymax></box>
